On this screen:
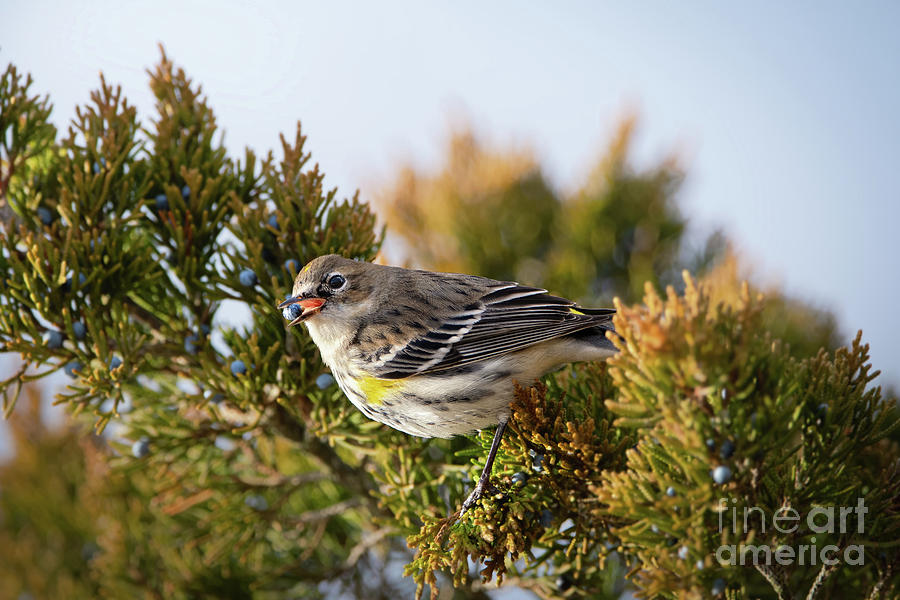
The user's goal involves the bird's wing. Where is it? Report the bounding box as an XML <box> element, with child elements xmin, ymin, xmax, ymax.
<box><xmin>374</xmin><ymin>283</ymin><xmax>615</xmax><ymax>379</ymax></box>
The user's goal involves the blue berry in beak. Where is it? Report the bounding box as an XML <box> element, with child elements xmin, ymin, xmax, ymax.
<box><xmin>282</xmin><ymin>302</ymin><xmax>303</xmax><ymax>322</ymax></box>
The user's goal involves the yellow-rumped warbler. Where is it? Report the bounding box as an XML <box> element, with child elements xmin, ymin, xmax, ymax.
<box><xmin>279</xmin><ymin>254</ymin><xmax>617</xmax><ymax>512</ymax></box>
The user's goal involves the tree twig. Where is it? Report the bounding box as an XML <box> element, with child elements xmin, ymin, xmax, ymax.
<box><xmin>866</xmin><ymin>562</ymin><xmax>894</xmax><ymax>600</ymax></box>
<box><xmin>805</xmin><ymin>561</ymin><xmax>839</xmax><ymax>600</ymax></box>
<box><xmin>270</xmin><ymin>403</ymin><xmax>388</xmax><ymax>517</ymax></box>
<box><xmin>343</xmin><ymin>526</ymin><xmax>394</xmax><ymax>570</ymax></box>
<box><xmin>288</xmin><ymin>498</ymin><xmax>362</xmax><ymax>525</ymax></box>
<box><xmin>755</xmin><ymin>563</ymin><xmax>789</xmax><ymax>600</ymax></box>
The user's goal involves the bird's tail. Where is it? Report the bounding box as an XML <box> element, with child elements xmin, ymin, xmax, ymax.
<box><xmin>572</xmin><ymin>307</ymin><xmax>620</xmax><ymax>353</ymax></box>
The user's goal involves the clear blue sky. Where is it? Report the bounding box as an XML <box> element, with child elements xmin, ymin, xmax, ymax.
<box><xmin>3</xmin><ymin>0</ymin><xmax>899</xmax><ymax>395</ymax></box>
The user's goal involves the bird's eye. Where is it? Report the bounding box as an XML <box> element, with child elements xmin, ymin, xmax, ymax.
<box><xmin>327</xmin><ymin>274</ymin><xmax>346</xmax><ymax>289</ymax></box>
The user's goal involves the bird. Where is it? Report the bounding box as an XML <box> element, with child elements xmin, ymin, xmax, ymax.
<box><xmin>278</xmin><ymin>254</ymin><xmax>617</xmax><ymax>513</ymax></box>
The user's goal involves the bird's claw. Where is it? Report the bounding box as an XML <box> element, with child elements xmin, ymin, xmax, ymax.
<box><xmin>459</xmin><ymin>481</ymin><xmax>502</xmax><ymax>515</ymax></box>
<box><xmin>460</xmin><ymin>483</ymin><xmax>485</xmax><ymax>515</ymax></box>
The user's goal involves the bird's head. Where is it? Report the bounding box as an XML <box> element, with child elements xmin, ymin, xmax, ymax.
<box><xmin>278</xmin><ymin>255</ymin><xmax>379</xmax><ymax>327</ymax></box>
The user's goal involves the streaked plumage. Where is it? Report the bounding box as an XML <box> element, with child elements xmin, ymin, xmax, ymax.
<box><xmin>279</xmin><ymin>254</ymin><xmax>618</xmax><ymax>511</ymax></box>
<box><xmin>280</xmin><ymin>255</ymin><xmax>616</xmax><ymax>437</ymax></box>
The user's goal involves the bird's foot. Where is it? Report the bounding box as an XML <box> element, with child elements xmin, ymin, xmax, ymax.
<box><xmin>459</xmin><ymin>482</ymin><xmax>485</xmax><ymax>515</ymax></box>
<box><xmin>459</xmin><ymin>480</ymin><xmax>501</xmax><ymax>515</ymax></box>
<box><xmin>457</xmin><ymin>416</ymin><xmax>509</xmax><ymax>517</ymax></box>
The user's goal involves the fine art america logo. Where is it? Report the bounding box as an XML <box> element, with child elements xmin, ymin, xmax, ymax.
<box><xmin>715</xmin><ymin>497</ymin><xmax>867</xmax><ymax>566</ymax></box>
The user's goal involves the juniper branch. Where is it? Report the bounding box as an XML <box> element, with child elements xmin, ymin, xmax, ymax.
<box><xmin>755</xmin><ymin>553</ymin><xmax>789</xmax><ymax>599</ymax></box>
<box><xmin>805</xmin><ymin>561</ymin><xmax>839</xmax><ymax>600</ymax></box>
<box><xmin>270</xmin><ymin>403</ymin><xmax>385</xmax><ymax>513</ymax></box>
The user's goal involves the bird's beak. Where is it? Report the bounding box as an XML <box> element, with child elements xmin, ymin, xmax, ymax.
<box><xmin>278</xmin><ymin>296</ymin><xmax>326</xmax><ymax>327</ymax></box>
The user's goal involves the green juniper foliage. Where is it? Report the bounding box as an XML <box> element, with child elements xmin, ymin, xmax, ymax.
<box><xmin>0</xmin><ymin>52</ymin><xmax>407</xmax><ymax>599</ymax></box>
<box><xmin>1</xmin><ymin>52</ymin><xmax>898</xmax><ymax>600</ymax></box>
<box><xmin>600</xmin><ymin>278</ymin><xmax>900</xmax><ymax>600</ymax></box>
<box><xmin>0</xmin><ymin>390</ymin><xmax>105</xmax><ymax>600</ymax></box>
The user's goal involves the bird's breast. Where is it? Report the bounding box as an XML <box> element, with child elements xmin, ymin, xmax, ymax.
<box><xmin>303</xmin><ymin>317</ymin><xmax>353</xmax><ymax>372</ymax></box>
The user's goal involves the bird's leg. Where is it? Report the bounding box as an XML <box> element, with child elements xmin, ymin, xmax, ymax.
<box><xmin>460</xmin><ymin>415</ymin><xmax>509</xmax><ymax>515</ymax></box>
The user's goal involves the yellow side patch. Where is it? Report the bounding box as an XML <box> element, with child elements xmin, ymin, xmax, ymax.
<box><xmin>359</xmin><ymin>375</ymin><xmax>403</xmax><ymax>405</ymax></box>
<box><xmin>569</xmin><ymin>307</ymin><xmax>585</xmax><ymax>315</ymax></box>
